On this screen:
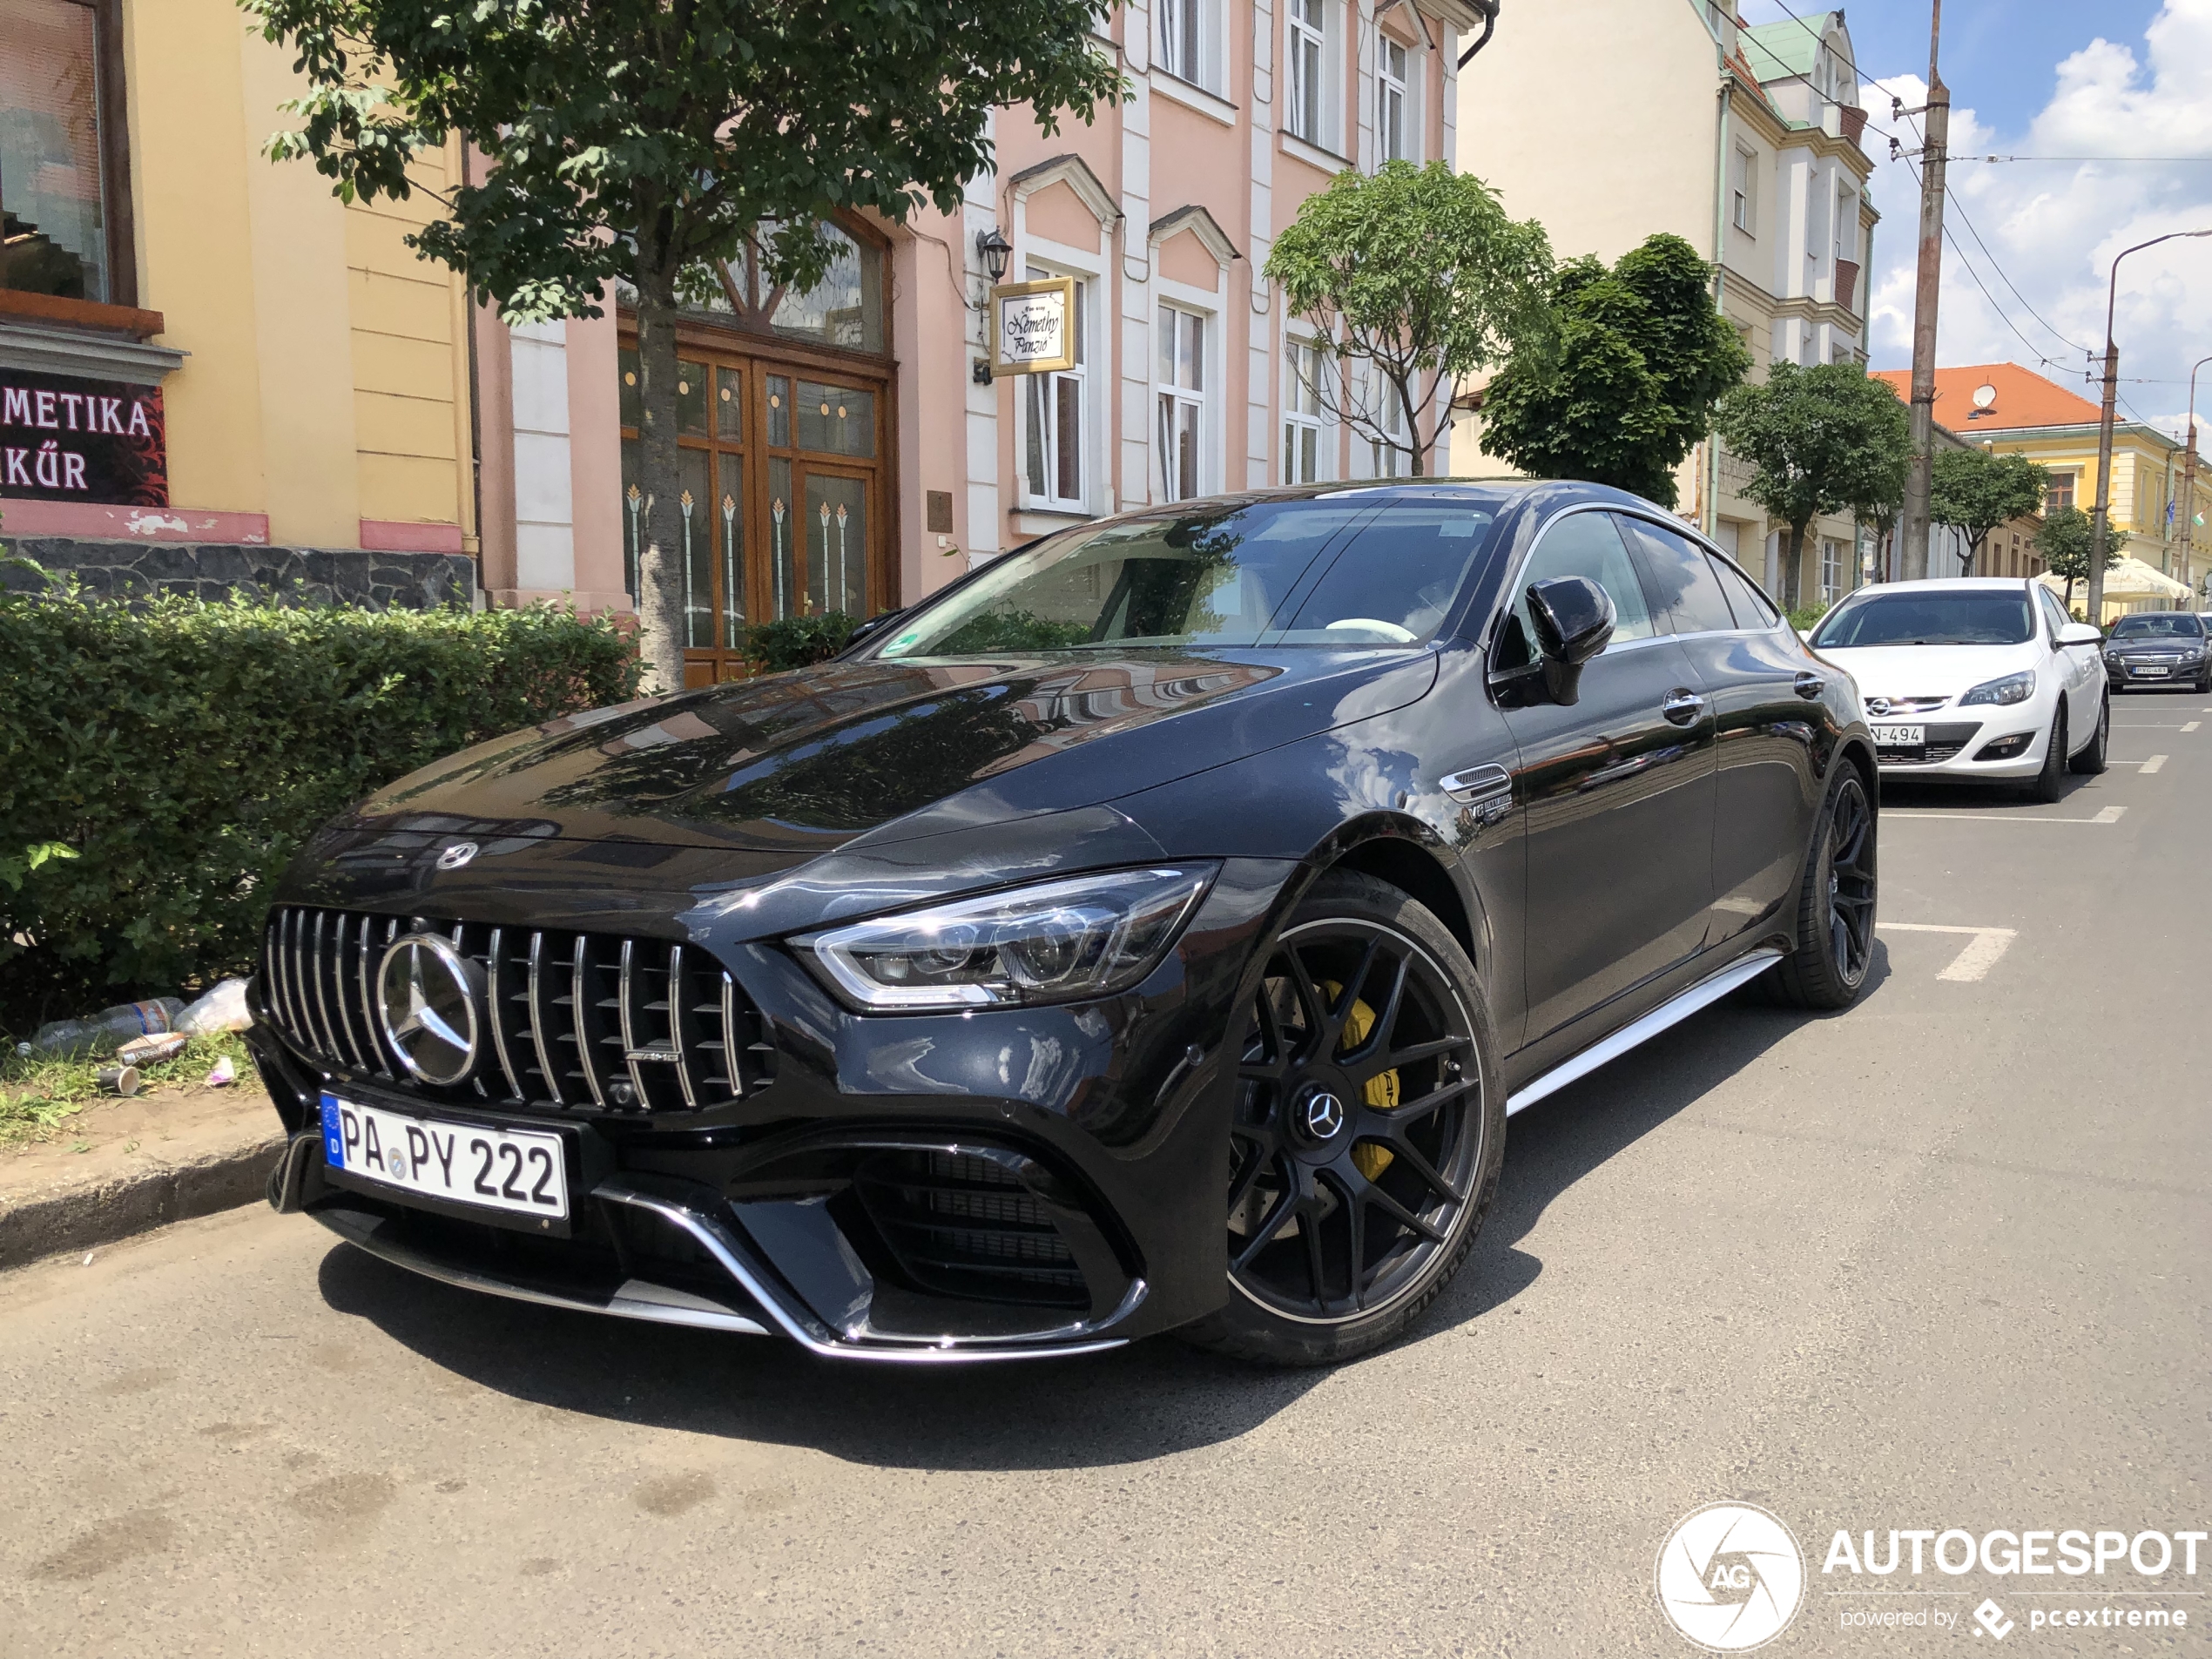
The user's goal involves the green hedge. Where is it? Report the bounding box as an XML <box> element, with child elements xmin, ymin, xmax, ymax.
<box><xmin>0</xmin><ymin>563</ymin><xmax>641</xmax><ymax>1031</ymax></box>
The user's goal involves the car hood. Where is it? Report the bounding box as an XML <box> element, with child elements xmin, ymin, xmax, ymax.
<box><xmin>346</xmin><ymin>647</ymin><xmax>1439</xmax><ymax>857</ymax></box>
<box><xmin>2105</xmin><ymin>636</ymin><xmax>2204</xmax><ymax>652</ymax></box>
<box><xmin>1811</xmin><ymin>642</ymin><xmax>2041</xmax><ymax>706</ymax></box>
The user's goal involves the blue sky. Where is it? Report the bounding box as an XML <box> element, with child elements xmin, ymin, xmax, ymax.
<box><xmin>1737</xmin><ymin>0</ymin><xmax>2212</xmax><ymax>433</ymax></box>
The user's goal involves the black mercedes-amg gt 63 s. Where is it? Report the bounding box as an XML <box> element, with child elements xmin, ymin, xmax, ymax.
<box><xmin>249</xmin><ymin>481</ymin><xmax>1877</xmax><ymax>1366</ymax></box>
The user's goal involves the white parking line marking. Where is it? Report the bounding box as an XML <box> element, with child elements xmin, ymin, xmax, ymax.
<box><xmin>1877</xmin><ymin>922</ymin><xmax>2020</xmax><ymax>981</ymax></box>
<box><xmin>2185</xmin><ymin>722</ymin><xmax>2202</xmax><ymax>732</ymax></box>
<box><xmin>2140</xmin><ymin>755</ymin><xmax>2168</xmax><ymax>773</ymax></box>
<box><xmin>1886</xmin><ymin>805</ymin><xmax>2127</xmax><ymax>824</ymax></box>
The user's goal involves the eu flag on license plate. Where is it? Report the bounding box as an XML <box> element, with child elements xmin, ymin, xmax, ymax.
<box><xmin>320</xmin><ymin>1091</ymin><xmax>345</xmax><ymax>1166</ymax></box>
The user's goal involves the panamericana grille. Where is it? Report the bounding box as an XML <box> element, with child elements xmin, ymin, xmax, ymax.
<box><xmin>852</xmin><ymin>1151</ymin><xmax>1089</xmax><ymax>1309</ymax></box>
<box><xmin>261</xmin><ymin>907</ymin><xmax>772</xmax><ymax>1113</ymax></box>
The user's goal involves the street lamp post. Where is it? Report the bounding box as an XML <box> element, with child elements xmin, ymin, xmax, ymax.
<box><xmin>2183</xmin><ymin>354</ymin><xmax>2212</xmax><ymax>610</ymax></box>
<box><xmin>2088</xmin><ymin>230</ymin><xmax>2212</xmax><ymax>624</ymax></box>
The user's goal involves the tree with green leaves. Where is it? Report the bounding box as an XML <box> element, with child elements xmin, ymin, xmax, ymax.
<box><xmin>1264</xmin><ymin>161</ymin><xmax>1554</xmax><ymax>478</ymax></box>
<box><xmin>1930</xmin><ymin>448</ymin><xmax>2048</xmax><ymax>577</ymax></box>
<box><xmin>1479</xmin><ymin>233</ymin><xmax>1750</xmax><ymax>508</ymax></box>
<box><xmin>2035</xmin><ymin>504</ymin><xmax>2126</xmax><ymax>612</ymax></box>
<box><xmin>1715</xmin><ymin>361</ymin><xmax>1912</xmax><ymax>610</ymax></box>
<box><xmin>242</xmin><ymin>0</ymin><xmax>1124</xmax><ymax>691</ymax></box>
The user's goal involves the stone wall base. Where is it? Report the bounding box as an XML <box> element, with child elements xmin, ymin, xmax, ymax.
<box><xmin>0</xmin><ymin>536</ymin><xmax>478</xmax><ymax>610</ymax></box>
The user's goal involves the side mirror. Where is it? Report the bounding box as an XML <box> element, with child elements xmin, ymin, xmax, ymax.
<box><xmin>2057</xmin><ymin>622</ymin><xmax>2101</xmax><ymax>647</ymax></box>
<box><xmin>840</xmin><ymin>609</ymin><xmax>906</xmax><ymax>654</ymax></box>
<box><xmin>1525</xmin><ymin>575</ymin><xmax>1615</xmax><ymax>706</ymax></box>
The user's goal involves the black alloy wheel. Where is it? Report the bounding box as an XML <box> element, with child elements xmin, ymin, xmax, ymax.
<box><xmin>2069</xmin><ymin>690</ymin><xmax>2109</xmax><ymax>775</ymax></box>
<box><xmin>2031</xmin><ymin>700</ymin><xmax>2069</xmax><ymax>803</ymax></box>
<box><xmin>1180</xmin><ymin>871</ymin><xmax>1503</xmax><ymax>1366</ymax></box>
<box><xmin>1767</xmin><ymin>765</ymin><xmax>1877</xmax><ymax>1010</ymax></box>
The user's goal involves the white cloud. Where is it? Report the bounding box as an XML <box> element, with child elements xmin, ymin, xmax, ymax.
<box><xmin>1861</xmin><ymin>0</ymin><xmax>2212</xmax><ymax>436</ymax></box>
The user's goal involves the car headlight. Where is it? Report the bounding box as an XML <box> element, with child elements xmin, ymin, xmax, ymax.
<box><xmin>798</xmin><ymin>866</ymin><xmax>1217</xmax><ymax>1010</ymax></box>
<box><xmin>1959</xmin><ymin>670</ymin><xmax>2036</xmax><ymax>707</ymax></box>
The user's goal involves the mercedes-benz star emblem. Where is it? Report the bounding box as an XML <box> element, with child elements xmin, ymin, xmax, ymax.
<box><xmin>1301</xmin><ymin>1091</ymin><xmax>1345</xmax><ymax>1141</ymax></box>
<box><xmin>376</xmin><ymin>933</ymin><xmax>483</xmax><ymax>1086</ymax></box>
<box><xmin>436</xmin><ymin>841</ymin><xmax>479</xmax><ymax>871</ymax></box>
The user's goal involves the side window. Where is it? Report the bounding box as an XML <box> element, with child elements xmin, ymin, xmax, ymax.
<box><xmin>2037</xmin><ymin>588</ymin><xmax>2071</xmax><ymax>640</ymax></box>
<box><xmin>1621</xmin><ymin>516</ymin><xmax>1740</xmax><ymax>633</ymax></box>
<box><xmin>1710</xmin><ymin>555</ymin><xmax>1781</xmax><ymax>629</ymax></box>
<box><xmin>1494</xmin><ymin>510</ymin><xmax>1657</xmax><ymax>671</ymax></box>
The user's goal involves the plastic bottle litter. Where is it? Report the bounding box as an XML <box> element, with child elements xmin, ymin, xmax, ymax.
<box><xmin>24</xmin><ymin>998</ymin><xmax>186</xmax><ymax>1060</ymax></box>
<box><xmin>176</xmin><ymin>979</ymin><xmax>253</xmax><ymax>1036</ymax></box>
<box><xmin>117</xmin><ymin>1031</ymin><xmax>189</xmax><ymax>1066</ymax></box>
<box><xmin>95</xmin><ymin>1064</ymin><xmax>142</xmax><ymax>1096</ymax></box>
<box><xmin>203</xmin><ymin>1055</ymin><xmax>237</xmax><ymax>1088</ymax></box>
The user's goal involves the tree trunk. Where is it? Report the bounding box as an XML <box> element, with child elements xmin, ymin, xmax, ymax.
<box><xmin>1398</xmin><ymin>372</ymin><xmax>1426</xmax><ymax>477</ymax></box>
<box><xmin>631</xmin><ymin>273</ymin><xmax>689</xmax><ymax>695</ymax></box>
<box><xmin>1783</xmin><ymin>522</ymin><xmax>1806</xmax><ymax>611</ymax></box>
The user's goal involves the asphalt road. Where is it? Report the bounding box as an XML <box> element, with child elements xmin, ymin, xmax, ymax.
<box><xmin>3</xmin><ymin>698</ymin><xmax>2207</xmax><ymax>1659</ymax></box>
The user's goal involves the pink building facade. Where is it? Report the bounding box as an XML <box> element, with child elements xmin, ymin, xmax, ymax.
<box><xmin>471</xmin><ymin>0</ymin><xmax>1481</xmax><ymax>687</ymax></box>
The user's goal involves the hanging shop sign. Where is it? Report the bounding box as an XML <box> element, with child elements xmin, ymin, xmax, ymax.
<box><xmin>988</xmin><ymin>277</ymin><xmax>1077</xmax><ymax>377</ymax></box>
<box><xmin>0</xmin><ymin>366</ymin><xmax>168</xmax><ymax>506</ymax></box>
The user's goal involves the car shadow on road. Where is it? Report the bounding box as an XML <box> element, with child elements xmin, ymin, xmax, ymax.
<box><xmin>315</xmin><ymin>949</ymin><xmax>1884</xmax><ymax>1469</ymax></box>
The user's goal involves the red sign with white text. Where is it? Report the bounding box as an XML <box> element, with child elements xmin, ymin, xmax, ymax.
<box><xmin>0</xmin><ymin>367</ymin><xmax>168</xmax><ymax>506</ymax></box>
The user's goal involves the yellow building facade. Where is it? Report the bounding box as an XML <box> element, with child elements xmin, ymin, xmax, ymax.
<box><xmin>1</xmin><ymin>0</ymin><xmax>475</xmax><ymax>595</ymax></box>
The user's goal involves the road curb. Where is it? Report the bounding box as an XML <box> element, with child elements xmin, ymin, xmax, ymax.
<box><xmin>0</xmin><ymin>1131</ymin><xmax>285</xmax><ymax>1271</ymax></box>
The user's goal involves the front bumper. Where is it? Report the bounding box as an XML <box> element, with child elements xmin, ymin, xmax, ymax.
<box><xmin>2107</xmin><ymin>658</ymin><xmax>2205</xmax><ymax>689</ymax></box>
<box><xmin>245</xmin><ymin>856</ymin><xmax>1298</xmax><ymax>1362</ymax></box>
<box><xmin>1870</xmin><ymin>716</ymin><xmax>2047</xmax><ymax>779</ymax></box>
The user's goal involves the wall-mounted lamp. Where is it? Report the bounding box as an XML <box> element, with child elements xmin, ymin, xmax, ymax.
<box><xmin>976</xmin><ymin>226</ymin><xmax>1013</xmax><ymax>283</ymax></box>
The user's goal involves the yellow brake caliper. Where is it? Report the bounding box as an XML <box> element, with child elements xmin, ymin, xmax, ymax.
<box><xmin>1323</xmin><ymin>981</ymin><xmax>1399</xmax><ymax>1180</ymax></box>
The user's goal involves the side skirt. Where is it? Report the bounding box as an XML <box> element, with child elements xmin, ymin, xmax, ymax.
<box><xmin>1504</xmin><ymin>947</ymin><xmax>1784</xmax><ymax>1116</ymax></box>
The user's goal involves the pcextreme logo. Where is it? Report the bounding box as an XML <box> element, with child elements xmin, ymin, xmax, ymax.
<box><xmin>1656</xmin><ymin>1502</ymin><xmax>1807</xmax><ymax>1653</ymax></box>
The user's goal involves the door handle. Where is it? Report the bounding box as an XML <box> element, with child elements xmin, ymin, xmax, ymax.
<box><xmin>1660</xmin><ymin>688</ymin><xmax>1705</xmax><ymax>726</ymax></box>
<box><xmin>1794</xmin><ymin>671</ymin><xmax>1825</xmax><ymax>699</ymax></box>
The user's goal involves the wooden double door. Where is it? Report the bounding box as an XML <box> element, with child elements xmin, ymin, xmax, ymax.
<box><xmin>618</xmin><ymin>333</ymin><xmax>894</xmax><ymax>685</ymax></box>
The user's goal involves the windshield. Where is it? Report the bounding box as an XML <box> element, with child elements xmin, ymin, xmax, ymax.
<box><xmin>2110</xmin><ymin>615</ymin><xmax>2204</xmax><ymax>638</ymax></box>
<box><xmin>872</xmin><ymin>499</ymin><xmax>1500</xmax><ymax>658</ymax></box>
<box><xmin>1811</xmin><ymin>590</ymin><xmax>2034</xmax><ymax>648</ymax></box>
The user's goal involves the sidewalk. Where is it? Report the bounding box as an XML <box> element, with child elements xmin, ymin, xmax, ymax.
<box><xmin>0</xmin><ymin>1076</ymin><xmax>283</xmax><ymax>1270</ymax></box>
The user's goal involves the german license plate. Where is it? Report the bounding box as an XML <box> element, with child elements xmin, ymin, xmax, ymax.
<box><xmin>1872</xmin><ymin>724</ymin><xmax>1925</xmax><ymax>746</ymax></box>
<box><xmin>320</xmin><ymin>1092</ymin><xmax>569</xmax><ymax>1220</ymax></box>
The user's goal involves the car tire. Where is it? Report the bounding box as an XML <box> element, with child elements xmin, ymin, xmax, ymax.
<box><xmin>1764</xmin><ymin>760</ymin><xmax>1877</xmax><ymax>1012</ymax></box>
<box><xmin>2069</xmin><ymin>689</ymin><xmax>2109</xmax><ymax>775</ymax></box>
<box><xmin>1178</xmin><ymin>869</ymin><xmax>1506</xmax><ymax>1367</ymax></box>
<box><xmin>2030</xmin><ymin>700</ymin><xmax>2068</xmax><ymax>803</ymax></box>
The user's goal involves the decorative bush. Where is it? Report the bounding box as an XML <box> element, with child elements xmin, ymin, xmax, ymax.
<box><xmin>0</xmin><ymin>561</ymin><xmax>641</xmax><ymax>1030</ymax></box>
<box><xmin>736</xmin><ymin>611</ymin><xmax>861</xmax><ymax>671</ymax></box>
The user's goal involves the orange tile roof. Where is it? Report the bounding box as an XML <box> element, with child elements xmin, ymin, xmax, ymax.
<box><xmin>1869</xmin><ymin>362</ymin><xmax>2105</xmax><ymax>432</ymax></box>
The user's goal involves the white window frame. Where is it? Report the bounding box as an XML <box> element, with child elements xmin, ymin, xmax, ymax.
<box><xmin>1020</xmin><ymin>262</ymin><xmax>1090</xmax><ymax>515</ymax></box>
<box><xmin>1285</xmin><ymin>0</ymin><xmax>1331</xmax><ymax>149</ymax></box>
<box><xmin>1834</xmin><ymin>185</ymin><xmax>1855</xmax><ymax>263</ymax></box>
<box><xmin>1359</xmin><ymin>359</ymin><xmax>1412</xmax><ymax>479</ymax></box>
<box><xmin>1156</xmin><ymin>0</ymin><xmax>1224</xmax><ymax>96</ymax></box>
<box><xmin>1376</xmin><ymin>29</ymin><xmax>1415</xmax><ymax>165</ymax></box>
<box><xmin>1820</xmin><ymin>536</ymin><xmax>1843</xmax><ymax>603</ymax></box>
<box><xmin>1731</xmin><ymin>145</ymin><xmax>1756</xmax><ymax>234</ymax></box>
<box><xmin>1157</xmin><ymin>303</ymin><xmax>1210</xmax><ymax>503</ymax></box>
<box><xmin>1283</xmin><ymin>333</ymin><xmax>1330</xmax><ymax>484</ymax></box>
<box><xmin>1806</xmin><ymin>170</ymin><xmax>1825</xmax><ymax>260</ymax></box>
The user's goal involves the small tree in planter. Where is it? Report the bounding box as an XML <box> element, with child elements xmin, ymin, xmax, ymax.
<box><xmin>2035</xmin><ymin>505</ymin><xmax>2126</xmax><ymax>613</ymax></box>
<box><xmin>1716</xmin><ymin>361</ymin><xmax>1911</xmax><ymax>610</ymax></box>
<box><xmin>1931</xmin><ymin>448</ymin><xmax>2048</xmax><ymax>576</ymax></box>
<box><xmin>244</xmin><ymin>0</ymin><xmax>1124</xmax><ymax>691</ymax></box>
<box><xmin>1264</xmin><ymin>161</ymin><xmax>1554</xmax><ymax>476</ymax></box>
<box><xmin>1480</xmin><ymin>233</ymin><xmax>1750</xmax><ymax>508</ymax></box>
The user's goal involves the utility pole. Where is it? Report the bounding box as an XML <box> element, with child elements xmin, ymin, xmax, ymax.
<box><xmin>2089</xmin><ymin>232</ymin><xmax>2212</xmax><ymax>624</ymax></box>
<box><xmin>1897</xmin><ymin>0</ymin><xmax>1947</xmax><ymax>582</ymax></box>
<box><xmin>2182</xmin><ymin>354</ymin><xmax>2209</xmax><ymax>610</ymax></box>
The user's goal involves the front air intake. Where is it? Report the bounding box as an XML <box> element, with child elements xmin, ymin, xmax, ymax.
<box><xmin>850</xmin><ymin>1150</ymin><xmax>1092</xmax><ymax>1309</ymax></box>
